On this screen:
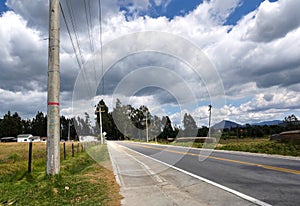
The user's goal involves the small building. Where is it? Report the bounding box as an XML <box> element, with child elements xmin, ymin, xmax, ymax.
<box><xmin>30</xmin><ymin>136</ymin><xmax>41</xmax><ymax>142</ymax></box>
<box><xmin>17</xmin><ymin>134</ymin><xmax>33</xmax><ymax>142</ymax></box>
<box><xmin>41</xmin><ymin>137</ymin><xmax>47</xmax><ymax>142</ymax></box>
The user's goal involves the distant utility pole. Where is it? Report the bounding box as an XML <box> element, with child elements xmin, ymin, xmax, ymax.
<box><xmin>99</xmin><ymin>106</ymin><xmax>104</xmax><ymax>144</ymax></box>
<box><xmin>208</xmin><ymin>105</ymin><xmax>212</xmax><ymax>137</ymax></box>
<box><xmin>46</xmin><ymin>0</ymin><xmax>60</xmax><ymax>175</ymax></box>
<box><xmin>68</xmin><ymin>120</ymin><xmax>70</xmax><ymax>141</ymax></box>
<box><xmin>142</xmin><ymin>106</ymin><xmax>149</xmax><ymax>142</ymax></box>
<box><xmin>145</xmin><ymin>113</ymin><xmax>149</xmax><ymax>142</ymax></box>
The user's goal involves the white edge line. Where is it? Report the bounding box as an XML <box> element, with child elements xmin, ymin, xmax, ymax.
<box><xmin>120</xmin><ymin>145</ymin><xmax>165</xmax><ymax>183</ymax></box>
<box><xmin>107</xmin><ymin>142</ymin><xmax>122</xmax><ymax>186</ymax></box>
<box><xmin>117</xmin><ymin>142</ymin><xmax>273</xmax><ymax>206</ymax></box>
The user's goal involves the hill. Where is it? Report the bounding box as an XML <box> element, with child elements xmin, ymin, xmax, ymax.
<box><xmin>213</xmin><ymin>120</ymin><xmax>242</xmax><ymax>129</ymax></box>
<box><xmin>251</xmin><ymin>120</ymin><xmax>283</xmax><ymax>126</ymax></box>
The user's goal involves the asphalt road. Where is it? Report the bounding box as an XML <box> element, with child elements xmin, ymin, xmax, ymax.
<box><xmin>114</xmin><ymin>141</ymin><xmax>300</xmax><ymax>206</ymax></box>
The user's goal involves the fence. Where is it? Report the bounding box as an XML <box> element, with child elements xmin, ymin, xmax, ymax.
<box><xmin>27</xmin><ymin>141</ymin><xmax>85</xmax><ymax>173</ymax></box>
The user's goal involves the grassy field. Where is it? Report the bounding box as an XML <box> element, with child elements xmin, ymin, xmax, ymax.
<box><xmin>216</xmin><ymin>138</ymin><xmax>300</xmax><ymax>156</ymax></box>
<box><xmin>0</xmin><ymin>142</ymin><xmax>122</xmax><ymax>206</ymax></box>
<box><xmin>157</xmin><ymin>138</ymin><xmax>300</xmax><ymax>156</ymax></box>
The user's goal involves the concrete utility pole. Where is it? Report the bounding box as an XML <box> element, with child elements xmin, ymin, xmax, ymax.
<box><xmin>208</xmin><ymin>104</ymin><xmax>212</xmax><ymax>137</ymax></box>
<box><xmin>46</xmin><ymin>0</ymin><xmax>60</xmax><ymax>175</ymax></box>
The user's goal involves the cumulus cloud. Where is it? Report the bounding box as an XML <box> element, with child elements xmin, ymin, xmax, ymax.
<box><xmin>0</xmin><ymin>88</ymin><xmax>46</xmax><ymax>118</ymax></box>
<box><xmin>1</xmin><ymin>0</ymin><xmax>300</xmax><ymax>124</ymax></box>
<box><xmin>0</xmin><ymin>11</ymin><xmax>48</xmax><ymax>92</ymax></box>
<box><xmin>243</xmin><ymin>0</ymin><xmax>300</xmax><ymax>42</ymax></box>
<box><xmin>207</xmin><ymin>0</ymin><xmax>300</xmax><ymax>96</ymax></box>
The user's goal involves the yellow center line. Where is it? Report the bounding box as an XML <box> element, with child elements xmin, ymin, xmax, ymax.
<box><xmin>128</xmin><ymin>143</ymin><xmax>300</xmax><ymax>175</ymax></box>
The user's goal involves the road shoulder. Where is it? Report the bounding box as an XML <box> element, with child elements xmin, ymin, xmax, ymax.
<box><xmin>108</xmin><ymin>141</ymin><xmax>259</xmax><ymax>206</ymax></box>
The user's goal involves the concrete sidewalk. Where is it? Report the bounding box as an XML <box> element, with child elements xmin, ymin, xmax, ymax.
<box><xmin>108</xmin><ymin>142</ymin><xmax>257</xmax><ymax>206</ymax></box>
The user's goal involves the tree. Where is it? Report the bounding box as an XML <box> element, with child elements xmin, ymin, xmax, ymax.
<box><xmin>284</xmin><ymin>114</ymin><xmax>300</xmax><ymax>130</ymax></box>
<box><xmin>111</xmin><ymin>99</ymin><xmax>130</xmax><ymax>140</ymax></box>
<box><xmin>183</xmin><ymin>113</ymin><xmax>198</xmax><ymax>137</ymax></box>
<box><xmin>139</xmin><ymin>105</ymin><xmax>151</xmax><ymax>141</ymax></box>
<box><xmin>22</xmin><ymin>119</ymin><xmax>32</xmax><ymax>134</ymax></box>
<box><xmin>0</xmin><ymin>111</ymin><xmax>22</xmax><ymax>137</ymax></box>
<box><xmin>159</xmin><ymin>116</ymin><xmax>174</xmax><ymax>140</ymax></box>
<box><xmin>150</xmin><ymin>115</ymin><xmax>163</xmax><ymax>140</ymax></box>
<box><xmin>197</xmin><ymin>126</ymin><xmax>209</xmax><ymax>137</ymax></box>
<box><xmin>284</xmin><ymin>114</ymin><xmax>298</xmax><ymax>123</ymax></box>
<box><xmin>95</xmin><ymin>99</ymin><xmax>116</xmax><ymax>140</ymax></box>
<box><xmin>31</xmin><ymin>112</ymin><xmax>47</xmax><ymax>137</ymax></box>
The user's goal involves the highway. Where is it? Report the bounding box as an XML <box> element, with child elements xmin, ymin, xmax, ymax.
<box><xmin>113</xmin><ymin>141</ymin><xmax>300</xmax><ymax>206</ymax></box>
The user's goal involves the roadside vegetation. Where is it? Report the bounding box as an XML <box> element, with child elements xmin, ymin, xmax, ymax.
<box><xmin>0</xmin><ymin>142</ymin><xmax>121</xmax><ymax>206</ymax></box>
<box><xmin>216</xmin><ymin>138</ymin><xmax>300</xmax><ymax>156</ymax></box>
<box><xmin>152</xmin><ymin>138</ymin><xmax>300</xmax><ymax>156</ymax></box>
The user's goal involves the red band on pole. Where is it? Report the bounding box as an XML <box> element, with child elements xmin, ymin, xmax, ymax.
<box><xmin>48</xmin><ymin>102</ymin><xmax>60</xmax><ymax>106</ymax></box>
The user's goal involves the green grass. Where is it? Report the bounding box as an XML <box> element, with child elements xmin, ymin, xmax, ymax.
<box><xmin>143</xmin><ymin>138</ymin><xmax>300</xmax><ymax>156</ymax></box>
<box><xmin>216</xmin><ymin>140</ymin><xmax>300</xmax><ymax>156</ymax></box>
<box><xmin>0</xmin><ymin>142</ymin><xmax>121</xmax><ymax>206</ymax></box>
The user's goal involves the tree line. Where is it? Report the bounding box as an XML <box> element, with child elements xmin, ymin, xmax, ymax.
<box><xmin>0</xmin><ymin>111</ymin><xmax>84</xmax><ymax>140</ymax></box>
<box><xmin>94</xmin><ymin>99</ymin><xmax>300</xmax><ymax>140</ymax></box>
<box><xmin>94</xmin><ymin>99</ymin><xmax>209</xmax><ymax>140</ymax></box>
<box><xmin>1</xmin><ymin>100</ymin><xmax>299</xmax><ymax>141</ymax></box>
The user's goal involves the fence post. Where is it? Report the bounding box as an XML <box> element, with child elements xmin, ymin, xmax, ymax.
<box><xmin>72</xmin><ymin>141</ymin><xmax>74</xmax><ymax>157</ymax></box>
<box><xmin>63</xmin><ymin>141</ymin><xmax>66</xmax><ymax>160</ymax></box>
<box><xmin>28</xmin><ymin>141</ymin><xmax>33</xmax><ymax>173</ymax></box>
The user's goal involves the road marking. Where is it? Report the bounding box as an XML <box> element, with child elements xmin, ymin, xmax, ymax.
<box><xmin>116</xmin><ymin>142</ymin><xmax>272</xmax><ymax>206</ymax></box>
<box><xmin>107</xmin><ymin>142</ymin><xmax>124</xmax><ymax>186</ymax></box>
<box><xmin>129</xmin><ymin>143</ymin><xmax>300</xmax><ymax>175</ymax></box>
<box><xmin>108</xmin><ymin>142</ymin><xmax>165</xmax><ymax>184</ymax></box>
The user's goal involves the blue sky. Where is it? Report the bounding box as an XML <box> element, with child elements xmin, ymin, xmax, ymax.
<box><xmin>120</xmin><ymin>0</ymin><xmax>278</xmax><ymax>24</ymax></box>
<box><xmin>0</xmin><ymin>0</ymin><xmax>299</xmax><ymax>126</ymax></box>
<box><xmin>0</xmin><ymin>1</ymin><xmax>8</xmax><ymax>14</ymax></box>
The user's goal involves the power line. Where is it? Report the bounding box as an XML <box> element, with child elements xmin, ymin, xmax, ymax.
<box><xmin>83</xmin><ymin>0</ymin><xmax>99</xmax><ymax>94</ymax></box>
<box><xmin>60</xmin><ymin>1</ymin><xmax>93</xmax><ymax>99</ymax></box>
<box><xmin>66</xmin><ymin>0</ymin><xmax>85</xmax><ymax>67</ymax></box>
<box><xmin>98</xmin><ymin>0</ymin><xmax>105</xmax><ymax>96</ymax></box>
<box><xmin>60</xmin><ymin>2</ymin><xmax>81</xmax><ymax>70</ymax></box>
<box><xmin>61</xmin><ymin>0</ymin><xmax>105</xmax><ymax>100</ymax></box>
<box><xmin>84</xmin><ymin>0</ymin><xmax>94</xmax><ymax>53</ymax></box>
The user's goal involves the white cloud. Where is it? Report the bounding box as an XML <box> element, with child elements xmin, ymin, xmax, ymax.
<box><xmin>243</xmin><ymin>0</ymin><xmax>300</xmax><ymax>42</ymax></box>
<box><xmin>0</xmin><ymin>11</ymin><xmax>48</xmax><ymax>91</ymax></box>
<box><xmin>0</xmin><ymin>88</ymin><xmax>46</xmax><ymax>118</ymax></box>
<box><xmin>1</xmin><ymin>0</ymin><xmax>300</xmax><ymax>125</ymax></box>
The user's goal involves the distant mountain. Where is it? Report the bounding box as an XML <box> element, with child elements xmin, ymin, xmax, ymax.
<box><xmin>213</xmin><ymin>119</ymin><xmax>284</xmax><ymax>129</ymax></box>
<box><xmin>251</xmin><ymin>120</ymin><xmax>283</xmax><ymax>126</ymax></box>
<box><xmin>213</xmin><ymin>120</ymin><xmax>242</xmax><ymax>129</ymax></box>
